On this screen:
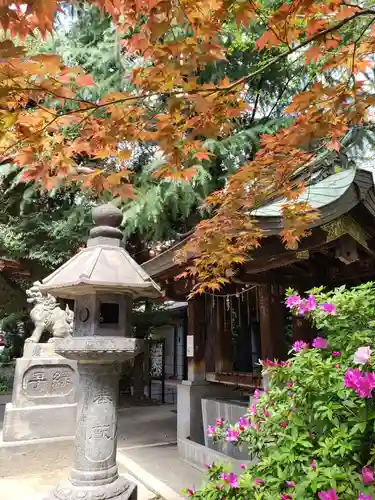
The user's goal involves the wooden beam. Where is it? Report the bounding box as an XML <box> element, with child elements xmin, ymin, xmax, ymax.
<box><xmin>206</xmin><ymin>372</ymin><xmax>262</xmax><ymax>389</ymax></box>
<box><xmin>244</xmin><ymin>236</ymin><xmax>336</xmax><ymax>274</ymax></box>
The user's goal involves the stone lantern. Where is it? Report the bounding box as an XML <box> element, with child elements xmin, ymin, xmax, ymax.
<box><xmin>39</xmin><ymin>203</ymin><xmax>162</xmax><ymax>500</ymax></box>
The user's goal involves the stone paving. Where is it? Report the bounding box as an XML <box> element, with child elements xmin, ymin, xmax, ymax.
<box><xmin>0</xmin><ymin>466</ymin><xmax>159</xmax><ymax>500</ymax></box>
<box><xmin>0</xmin><ymin>402</ymin><xmax>202</xmax><ymax>500</ymax></box>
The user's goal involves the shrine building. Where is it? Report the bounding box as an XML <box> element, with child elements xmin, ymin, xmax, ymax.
<box><xmin>141</xmin><ymin>156</ymin><xmax>375</xmax><ymax>468</ymax></box>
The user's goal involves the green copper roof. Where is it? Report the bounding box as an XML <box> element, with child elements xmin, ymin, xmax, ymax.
<box><xmin>253</xmin><ymin>168</ymin><xmax>357</xmax><ymax>217</ymax></box>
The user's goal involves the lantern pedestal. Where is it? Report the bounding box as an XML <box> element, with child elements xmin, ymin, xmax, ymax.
<box><xmin>44</xmin><ymin>337</ymin><xmax>143</xmax><ymax>500</ymax></box>
<box><xmin>38</xmin><ymin>203</ymin><xmax>162</xmax><ymax>500</ymax></box>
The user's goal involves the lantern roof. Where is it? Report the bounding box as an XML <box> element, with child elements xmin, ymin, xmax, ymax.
<box><xmin>39</xmin><ymin>203</ymin><xmax>162</xmax><ymax>300</ymax></box>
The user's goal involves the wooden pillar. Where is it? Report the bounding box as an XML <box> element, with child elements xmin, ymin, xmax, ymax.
<box><xmin>205</xmin><ymin>296</ymin><xmax>216</xmax><ymax>373</ymax></box>
<box><xmin>258</xmin><ymin>284</ymin><xmax>287</xmax><ymax>361</ymax></box>
<box><xmin>187</xmin><ymin>297</ymin><xmax>206</xmax><ymax>381</ymax></box>
<box><xmin>214</xmin><ymin>298</ymin><xmax>233</xmax><ymax>372</ymax></box>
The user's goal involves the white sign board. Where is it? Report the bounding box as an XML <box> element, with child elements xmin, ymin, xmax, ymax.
<box><xmin>186</xmin><ymin>335</ymin><xmax>194</xmax><ymax>358</ymax></box>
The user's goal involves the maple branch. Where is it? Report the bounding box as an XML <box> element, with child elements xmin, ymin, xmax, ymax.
<box><xmin>250</xmin><ymin>77</ymin><xmax>263</xmax><ymax>124</ymax></box>
<box><xmin>0</xmin><ymin>115</ymin><xmax>59</xmax><ymax>158</ymax></box>
<box><xmin>76</xmin><ymin>165</ymin><xmax>96</xmax><ymax>174</ymax></box>
<box><xmin>266</xmin><ymin>74</ymin><xmax>295</xmax><ymax>119</ymax></box>
<box><xmin>223</xmin><ymin>8</ymin><xmax>375</xmax><ymax>92</ymax></box>
<box><xmin>38</xmin><ymin>10</ymin><xmax>375</xmax><ymax>111</ymax></box>
<box><xmin>2</xmin><ymin>8</ymin><xmax>375</xmax><ymax>167</ymax></box>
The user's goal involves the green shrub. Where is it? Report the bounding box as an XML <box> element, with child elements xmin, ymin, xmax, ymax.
<box><xmin>186</xmin><ymin>283</ymin><xmax>375</xmax><ymax>499</ymax></box>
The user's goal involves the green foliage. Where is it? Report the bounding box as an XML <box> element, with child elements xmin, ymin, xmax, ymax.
<box><xmin>0</xmin><ymin>165</ymin><xmax>93</xmax><ymax>273</ymax></box>
<box><xmin>123</xmin><ymin>162</ymin><xmax>213</xmax><ymax>241</ymax></box>
<box><xmin>0</xmin><ymin>362</ymin><xmax>15</xmax><ymax>394</ymax></box>
<box><xmin>189</xmin><ymin>283</ymin><xmax>375</xmax><ymax>499</ymax></box>
<box><xmin>31</xmin><ymin>6</ymin><xmax>133</xmax><ymax>100</ymax></box>
<box><xmin>0</xmin><ymin>379</ymin><xmax>9</xmax><ymax>394</ymax></box>
<box><xmin>0</xmin><ymin>312</ymin><xmax>28</xmax><ymax>360</ymax></box>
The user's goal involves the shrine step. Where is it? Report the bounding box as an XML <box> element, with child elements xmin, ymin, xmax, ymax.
<box><xmin>117</xmin><ymin>442</ymin><xmax>204</xmax><ymax>500</ymax></box>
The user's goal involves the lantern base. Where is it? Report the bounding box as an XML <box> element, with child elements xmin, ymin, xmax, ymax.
<box><xmin>45</xmin><ymin>475</ymin><xmax>137</xmax><ymax>500</ymax></box>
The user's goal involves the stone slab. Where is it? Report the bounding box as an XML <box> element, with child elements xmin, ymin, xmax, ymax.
<box><xmin>177</xmin><ymin>381</ymin><xmax>238</xmax><ymax>445</ymax></box>
<box><xmin>2</xmin><ymin>346</ymin><xmax>78</xmax><ymax>442</ymax></box>
<box><xmin>201</xmin><ymin>396</ymin><xmax>250</xmax><ymax>460</ymax></box>
<box><xmin>178</xmin><ymin>437</ymin><xmax>256</xmax><ymax>474</ymax></box>
<box><xmin>11</xmin><ymin>356</ymin><xmax>77</xmax><ymax>408</ymax></box>
<box><xmin>23</xmin><ymin>341</ymin><xmax>63</xmax><ymax>359</ymax></box>
<box><xmin>2</xmin><ymin>402</ymin><xmax>76</xmax><ymax>441</ymax></box>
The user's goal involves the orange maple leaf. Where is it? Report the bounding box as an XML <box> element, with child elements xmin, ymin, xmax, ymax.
<box><xmin>76</xmin><ymin>75</ymin><xmax>96</xmax><ymax>87</ymax></box>
<box><xmin>194</xmin><ymin>151</ymin><xmax>214</xmax><ymax>161</ymax></box>
<box><xmin>256</xmin><ymin>30</ymin><xmax>280</xmax><ymax>50</ymax></box>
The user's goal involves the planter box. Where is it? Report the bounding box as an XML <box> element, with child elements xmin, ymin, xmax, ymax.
<box><xmin>202</xmin><ymin>397</ymin><xmax>251</xmax><ymax>461</ymax></box>
<box><xmin>178</xmin><ymin>437</ymin><xmax>256</xmax><ymax>473</ymax></box>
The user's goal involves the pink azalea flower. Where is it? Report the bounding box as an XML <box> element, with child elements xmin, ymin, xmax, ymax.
<box><xmin>285</xmin><ymin>294</ymin><xmax>301</xmax><ymax>309</ymax></box>
<box><xmin>362</xmin><ymin>466</ymin><xmax>374</xmax><ymax>486</ymax></box>
<box><xmin>345</xmin><ymin>369</ymin><xmax>375</xmax><ymax>398</ymax></box>
<box><xmin>253</xmin><ymin>477</ymin><xmax>265</xmax><ymax>487</ymax></box>
<box><xmin>318</xmin><ymin>489</ymin><xmax>338</xmax><ymax>500</ymax></box>
<box><xmin>204</xmin><ymin>462</ymin><xmax>215</xmax><ymax>469</ymax></box>
<box><xmin>249</xmin><ymin>403</ymin><xmax>257</xmax><ymax>415</ymax></box>
<box><xmin>280</xmin><ymin>421</ymin><xmax>288</xmax><ymax>428</ymax></box>
<box><xmin>280</xmin><ymin>495</ymin><xmax>292</xmax><ymax>499</ymax></box>
<box><xmin>253</xmin><ymin>389</ymin><xmax>263</xmax><ymax>403</ymax></box>
<box><xmin>357</xmin><ymin>374</ymin><xmax>375</xmax><ymax>398</ymax></box>
<box><xmin>344</xmin><ymin>368</ymin><xmax>362</xmax><ymax>390</ymax></box>
<box><xmin>312</xmin><ymin>337</ymin><xmax>329</xmax><ymax>349</ymax></box>
<box><xmin>262</xmin><ymin>359</ymin><xmax>277</xmax><ymax>367</ymax></box>
<box><xmin>293</xmin><ymin>340</ymin><xmax>309</xmax><ymax>352</ymax></box>
<box><xmin>286</xmin><ymin>481</ymin><xmax>295</xmax><ymax>487</ymax></box>
<box><xmin>312</xmin><ymin>460</ymin><xmax>318</xmax><ymax>470</ymax></box>
<box><xmin>239</xmin><ymin>416</ymin><xmax>249</xmax><ymax>429</ymax></box>
<box><xmin>296</xmin><ymin>295</ymin><xmax>316</xmax><ymax>315</ymax></box>
<box><xmin>358</xmin><ymin>494</ymin><xmax>372</xmax><ymax>500</ymax></box>
<box><xmin>226</xmin><ymin>429</ymin><xmax>239</xmax><ymax>442</ymax></box>
<box><xmin>321</xmin><ymin>303</ymin><xmax>337</xmax><ymax>315</ymax></box>
<box><xmin>354</xmin><ymin>346</ymin><xmax>372</xmax><ymax>365</ymax></box>
<box><xmin>207</xmin><ymin>425</ymin><xmax>216</xmax><ymax>438</ymax></box>
<box><xmin>216</xmin><ymin>417</ymin><xmax>225</xmax><ymax>427</ymax></box>
<box><xmin>298</xmin><ymin>299</ymin><xmax>309</xmax><ymax>315</ymax></box>
<box><xmin>240</xmin><ymin>463</ymin><xmax>246</xmax><ymax>470</ymax></box>
<box><xmin>306</xmin><ymin>294</ymin><xmax>317</xmax><ymax>310</ymax></box>
<box><xmin>332</xmin><ymin>351</ymin><xmax>341</xmax><ymax>357</ymax></box>
<box><xmin>187</xmin><ymin>488</ymin><xmax>195</xmax><ymax>496</ymax></box>
<box><xmin>220</xmin><ymin>472</ymin><xmax>239</xmax><ymax>489</ymax></box>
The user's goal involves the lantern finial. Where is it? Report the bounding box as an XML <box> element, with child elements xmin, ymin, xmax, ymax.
<box><xmin>89</xmin><ymin>203</ymin><xmax>123</xmax><ymax>240</ymax></box>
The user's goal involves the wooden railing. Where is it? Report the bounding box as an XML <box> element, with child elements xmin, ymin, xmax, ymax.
<box><xmin>206</xmin><ymin>371</ymin><xmax>262</xmax><ymax>389</ymax></box>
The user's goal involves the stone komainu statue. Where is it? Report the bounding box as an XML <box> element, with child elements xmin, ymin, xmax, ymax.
<box><xmin>26</xmin><ymin>281</ymin><xmax>74</xmax><ymax>343</ymax></box>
